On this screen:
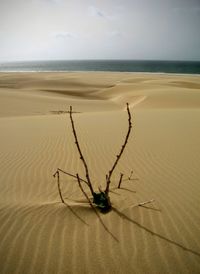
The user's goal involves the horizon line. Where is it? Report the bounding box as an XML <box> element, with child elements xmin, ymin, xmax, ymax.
<box><xmin>1</xmin><ymin>58</ymin><xmax>200</xmax><ymax>63</ymax></box>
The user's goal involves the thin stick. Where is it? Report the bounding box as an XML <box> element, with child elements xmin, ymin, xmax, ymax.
<box><xmin>128</xmin><ymin>170</ymin><xmax>133</xmax><ymax>180</ymax></box>
<box><xmin>53</xmin><ymin>171</ymin><xmax>88</xmax><ymax>225</ymax></box>
<box><xmin>117</xmin><ymin>173</ymin><xmax>124</xmax><ymax>189</ymax></box>
<box><xmin>69</xmin><ymin>106</ymin><xmax>94</xmax><ymax>196</ymax></box>
<box><xmin>53</xmin><ymin>170</ymin><xmax>65</xmax><ymax>203</ymax></box>
<box><xmin>122</xmin><ymin>199</ymin><xmax>155</xmax><ymax>211</ymax></box>
<box><xmin>138</xmin><ymin>199</ymin><xmax>155</xmax><ymax>206</ymax></box>
<box><xmin>105</xmin><ymin>103</ymin><xmax>132</xmax><ymax>194</ymax></box>
<box><xmin>53</xmin><ymin>168</ymin><xmax>89</xmax><ymax>186</ymax></box>
<box><xmin>121</xmin><ymin>170</ymin><xmax>139</xmax><ymax>183</ymax></box>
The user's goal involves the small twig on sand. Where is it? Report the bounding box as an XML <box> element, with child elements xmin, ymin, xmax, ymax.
<box><xmin>128</xmin><ymin>170</ymin><xmax>133</xmax><ymax>180</ymax></box>
<box><xmin>54</xmin><ymin>168</ymin><xmax>89</xmax><ymax>186</ymax></box>
<box><xmin>129</xmin><ymin>199</ymin><xmax>155</xmax><ymax>209</ymax></box>
<box><xmin>121</xmin><ymin>199</ymin><xmax>155</xmax><ymax>212</ymax></box>
<box><xmin>138</xmin><ymin>199</ymin><xmax>155</xmax><ymax>206</ymax></box>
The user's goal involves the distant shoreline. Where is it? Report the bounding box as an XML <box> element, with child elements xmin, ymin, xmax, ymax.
<box><xmin>0</xmin><ymin>60</ymin><xmax>200</xmax><ymax>74</ymax></box>
<box><xmin>0</xmin><ymin>71</ymin><xmax>199</xmax><ymax>77</ymax></box>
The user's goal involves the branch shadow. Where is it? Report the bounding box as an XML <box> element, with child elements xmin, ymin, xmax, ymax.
<box><xmin>55</xmin><ymin>177</ymin><xmax>118</xmax><ymax>242</ymax></box>
<box><xmin>62</xmin><ymin>200</ymin><xmax>89</xmax><ymax>226</ymax></box>
<box><xmin>110</xmin><ymin>187</ymin><xmax>136</xmax><ymax>194</ymax></box>
<box><xmin>139</xmin><ymin>205</ymin><xmax>161</xmax><ymax>212</ymax></box>
<box><xmin>123</xmin><ymin>178</ymin><xmax>139</xmax><ymax>182</ymax></box>
<box><xmin>110</xmin><ymin>189</ymin><xmax>121</xmax><ymax>196</ymax></box>
<box><xmin>63</xmin><ymin>199</ymin><xmax>118</xmax><ymax>242</ymax></box>
<box><xmin>117</xmin><ymin>187</ymin><xmax>136</xmax><ymax>193</ymax></box>
<box><xmin>95</xmin><ymin>212</ymin><xmax>119</xmax><ymax>242</ymax></box>
<box><xmin>112</xmin><ymin>207</ymin><xmax>200</xmax><ymax>258</ymax></box>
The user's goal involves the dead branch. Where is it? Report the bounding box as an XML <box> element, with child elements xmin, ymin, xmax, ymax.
<box><xmin>54</xmin><ymin>168</ymin><xmax>89</xmax><ymax>186</ymax></box>
<box><xmin>69</xmin><ymin>106</ymin><xmax>94</xmax><ymax>196</ymax></box>
<box><xmin>105</xmin><ymin>103</ymin><xmax>132</xmax><ymax>194</ymax></box>
<box><xmin>53</xmin><ymin>103</ymin><xmax>135</xmax><ymax>219</ymax></box>
<box><xmin>53</xmin><ymin>171</ymin><xmax>88</xmax><ymax>225</ymax></box>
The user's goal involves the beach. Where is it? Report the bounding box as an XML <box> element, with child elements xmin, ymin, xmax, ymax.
<box><xmin>0</xmin><ymin>72</ymin><xmax>200</xmax><ymax>273</ymax></box>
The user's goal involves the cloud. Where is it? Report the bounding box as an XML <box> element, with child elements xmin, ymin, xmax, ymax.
<box><xmin>52</xmin><ymin>31</ymin><xmax>78</xmax><ymax>39</ymax></box>
<box><xmin>88</xmin><ymin>5</ymin><xmax>123</xmax><ymax>21</ymax></box>
<box><xmin>88</xmin><ymin>6</ymin><xmax>108</xmax><ymax>19</ymax></box>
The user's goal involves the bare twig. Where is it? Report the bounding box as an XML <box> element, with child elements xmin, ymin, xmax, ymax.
<box><xmin>121</xmin><ymin>170</ymin><xmax>139</xmax><ymax>183</ymax></box>
<box><xmin>69</xmin><ymin>106</ymin><xmax>94</xmax><ymax>196</ymax></box>
<box><xmin>105</xmin><ymin>103</ymin><xmax>132</xmax><ymax>194</ymax></box>
<box><xmin>53</xmin><ymin>170</ymin><xmax>65</xmax><ymax>204</ymax></box>
<box><xmin>52</xmin><ymin>103</ymin><xmax>134</xmax><ymax>219</ymax></box>
<box><xmin>128</xmin><ymin>170</ymin><xmax>133</xmax><ymax>180</ymax></box>
<box><xmin>138</xmin><ymin>199</ymin><xmax>155</xmax><ymax>206</ymax></box>
<box><xmin>54</xmin><ymin>168</ymin><xmax>89</xmax><ymax>186</ymax></box>
<box><xmin>127</xmin><ymin>199</ymin><xmax>155</xmax><ymax>210</ymax></box>
<box><xmin>53</xmin><ymin>171</ymin><xmax>88</xmax><ymax>225</ymax></box>
<box><xmin>117</xmin><ymin>173</ymin><xmax>124</xmax><ymax>189</ymax></box>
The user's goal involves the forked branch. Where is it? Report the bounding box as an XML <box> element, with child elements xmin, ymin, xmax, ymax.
<box><xmin>53</xmin><ymin>103</ymin><xmax>135</xmax><ymax>215</ymax></box>
<box><xmin>105</xmin><ymin>103</ymin><xmax>132</xmax><ymax>194</ymax></box>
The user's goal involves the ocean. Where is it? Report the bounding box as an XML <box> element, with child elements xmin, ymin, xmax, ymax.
<box><xmin>0</xmin><ymin>60</ymin><xmax>200</xmax><ymax>74</ymax></box>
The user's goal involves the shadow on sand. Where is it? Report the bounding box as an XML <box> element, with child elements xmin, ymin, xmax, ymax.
<box><xmin>113</xmin><ymin>207</ymin><xmax>200</xmax><ymax>258</ymax></box>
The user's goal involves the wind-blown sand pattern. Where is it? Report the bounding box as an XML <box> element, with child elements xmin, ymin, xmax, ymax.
<box><xmin>0</xmin><ymin>72</ymin><xmax>200</xmax><ymax>273</ymax></box>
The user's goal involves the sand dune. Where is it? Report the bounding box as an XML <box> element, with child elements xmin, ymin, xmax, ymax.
<box><xmin>0</xmin><ymin>72</ymin><xmax>200</xmax><ymax>273</ymax></box>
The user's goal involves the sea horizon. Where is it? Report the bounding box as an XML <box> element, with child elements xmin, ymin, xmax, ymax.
<box><xmin>0</xmin><ymin>59</ymin><xmax>200</xmax><ymax>74</ymax></box>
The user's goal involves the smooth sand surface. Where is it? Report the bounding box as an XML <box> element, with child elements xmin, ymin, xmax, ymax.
<box><xmin>0</xmin><ymin>72</ymin><xmax>200</xmax><ymax>273</ymax></box>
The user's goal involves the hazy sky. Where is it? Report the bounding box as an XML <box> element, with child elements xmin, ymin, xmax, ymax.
<box><xmin>0</xmin><ymin>0</ymin><xmax>200</xmax><ymax>61</ymax></box>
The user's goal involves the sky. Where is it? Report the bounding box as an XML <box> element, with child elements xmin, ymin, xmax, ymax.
<box><xmin>0</xmin><ymin>0</ymin><xmax>200</xmax><ymax>61</ymax></box>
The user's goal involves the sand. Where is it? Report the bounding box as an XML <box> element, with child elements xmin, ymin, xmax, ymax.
<box><xmin>0</xmin><ymin>72</ymin><xmax>200</xmax><ymax>273</ymax></box>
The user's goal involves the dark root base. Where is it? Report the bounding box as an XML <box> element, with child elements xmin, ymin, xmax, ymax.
<box><xmin>93</xmin><ymin>192</ymin><xmax>112</xmax><ymax>213</ymax></box>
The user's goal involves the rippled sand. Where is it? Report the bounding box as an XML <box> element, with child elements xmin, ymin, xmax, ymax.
<box><xmin>0</xmin><ymin>72</ymin><xmax>200</xmax><ymax>273</ymax></box>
